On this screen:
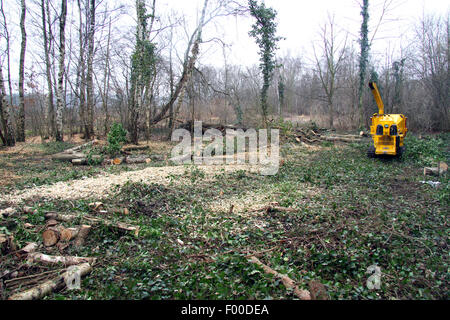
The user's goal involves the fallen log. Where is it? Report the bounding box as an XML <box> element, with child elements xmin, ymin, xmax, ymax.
<box><xmin>44</xmin><ymin>213</ymin><xmax>139</xmax><ymax>237</ymax></box>
<box><xmin>248</xmin><ymin>256</ymin><xmax>311</xmax><ymax>300</ymax></box>
<box><xmin>23</xmin><ymin>206</ymin><xmax>36</xmax><ymax>214</ymax></box>
<box><xmin>125</xmin><ymin>156</ymin><xmax>151</xmax><ymax>164</ymax></box>
<box><xmin>71</xmin><ymin>158</ymin><xmax>87</xmax><ymax>165</ymax></box>
<box><xmin>52</xmin><ymin>152</ymin><xmax>86</xmax><ymax>162</ymax></box>
<box><xmin>42</xmin><ymin>226</ymin><xmax>79</xmax><ymax>247</ymax></box>
<box><xmin>27</xmin><ymin>252</ymin><xmax>96</xmax><ymax>266</ymax></box>
<box><xmin>21</xmin><ymin>242</ymin><xmax>38</xmax><ymax>254</ymax></box>
<box><xmin>74</xmin><ymin>225</ymin><xmax>92</xmax><ymax>248</ymax></box>
<box><xmin>321</xmin><ymin>136</ymin><xmax>363</xmax><ymax>143</ymax></box>
<box><xmin>424</xmin><ymin>162</ymin><xmax>448</xmax><ymax>176</ymax></box>
<box><xmin>111</xmin><ymin>157</ymin><xmax>125</xmax><ymax>165</ymax></box>
<box><xmin>297</xmin><ymin>136</ymin><xmax>321</xmax><ymax>144</ymax></box>
<box><xmin>8</xmin><ymin>262</ymin><xmax>93</xmax><ymax>300</ymax></box>
<box><xmin>122</xmin><ymin>145</ymin><xmax>149</xmax><ymax>152</ymax></box>
<box><xmin>64</xmin><ymin>140</ymin><xmax>97</xmax><ymax>153</ymax></box>
<box><xmin>88</xmin><ymin>202</ymin><xmax>104</xmax><ymax>212</ymax></box>
<box><xmin>44</xmin><ymin>212</ymin><xmax>77</xmax><ymax>222</ymax></box>
<box><xmin>424</xmin><ymin>167</ymin><xmax>440</xmax><ymax>176</ymax></box>
<box><xmin>83</xmin><ymin>217</ymin><xmax>140</xmax><ymax>237</ymax></box>
<box><xmin>42</xmin><ymin>227</ymin><xmax>61</xmax><ymax>247</ymax></box>
<box><xmin>308</xmin><ymin>280</ymin><xmax>328</xmax><ymax>300</ymax></box>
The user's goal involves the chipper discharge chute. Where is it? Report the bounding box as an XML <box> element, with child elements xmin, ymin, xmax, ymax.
<box><xmin>367</xmin><ymin>82</ymin><xmax>408</xmax><ymax>158</ymax></box>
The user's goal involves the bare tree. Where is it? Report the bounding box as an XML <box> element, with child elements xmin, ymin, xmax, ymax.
<box><xmin>411</xmin><ymin>14</ymin><xmax>449</xmax><ymax>131</ymax></box>
<box><xmin>0</xmin><ymin>0</ymin><xmax>13</xmax><ymax>107</ymax></box>
<box><xmin>313</xmin><ymin>15</ymin><xmax>348</xmax><ymax>129</ymax></box>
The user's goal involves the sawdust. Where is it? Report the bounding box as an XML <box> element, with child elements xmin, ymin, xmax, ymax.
<box><xmin>0</xmin><ymin>169</ymin><xmax>20</xmax><ymax>186</ymax></box>
<box><xmin>0</xmin><ymin>164</ymin><xmax>261</xmax><ymax>205</ymax></box>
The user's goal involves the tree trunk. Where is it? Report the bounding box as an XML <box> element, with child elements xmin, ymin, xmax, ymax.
<box><xmin>17</xmin><ymin>0</ymin><xmax>27</xmax><ymax>142</ymax></box>
<box><xmin>0</xmin><ymin>62</ymin><xmax>15</xmax><ymax>146</ymax></box>
<box><xmin>358</xmin><ymin>0</ymin><xmax>370</xmax><ymax>129</ymax></box>
<box><xmin>150</xmin><ymin>0</ymin><xmax>209</xmax><ymax>127</ymax></box>
<box><xmin>86</xmin><ymin>0</ymin><xmax>96</xmax><ymax>138</ymax></box>
<box><xmin>102</xmin><ymin>17</ymin><xmax>112</xmax><ymax>137</ymax></box>
<box><xmin>8</xmin><ymin>262</ymin><xmax>93</xmax><ymax>300</ymax></box>
<box><xmin>41</xmin><ymin>0</ymin><xmax>55</xmax><ymax>139</ymax></box>
<box><xmin>76</xmin><ymin>0</ymin><xmax>88</xmax><ymax>140</ymax></box>
<box><xmin>55</xmin><ymin>0</ymin><xmax>68</xmax><ymax>142</ymax></box>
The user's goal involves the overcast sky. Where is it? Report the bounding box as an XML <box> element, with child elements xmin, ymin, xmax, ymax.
<box><xmin>194</xmin><ymin>0</ymin><xmax>450</xmax><ymax>67</ymax></box>
<box><xmin>1</xmin><ymin>0</ymin><xmax>449</xmax><ymax>86</ymax></box>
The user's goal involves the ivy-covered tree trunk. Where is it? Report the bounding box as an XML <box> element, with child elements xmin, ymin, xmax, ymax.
<box><xmin>248</xmin><ymin>0</ymin><xmax>283</xmax><ymax>127</ymax></box>
<box><xmin>17</xmin><ymin>0</ymin><xmax>27</xmax><ymax>142</ymax></box>
<box><xmin>358</xmin><ymin>0</ymin><xmax>370</xmax><ymax>129</ymax></box>
<box><xmin>129</xmin><ymin>0</ymin><xmax>156</xmax><ymax>144</ymax></box>
<box><xmin>278</xmin><ymin>75</ymin><xmax>285</xmax><ymax>116</ymax></box>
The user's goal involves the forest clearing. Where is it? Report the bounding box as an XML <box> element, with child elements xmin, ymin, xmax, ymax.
<box><xmin>0</xmin><ymin>130</ymin><xmax>448</xmax><ymax>300</ymax></box>
<box><xmin>0</xmin><ymin>0</ymin><xmax>449</xmax><ymax>305</ymax></box>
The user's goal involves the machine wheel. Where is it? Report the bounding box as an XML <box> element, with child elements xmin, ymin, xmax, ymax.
<box><xmin>367</xmin><ymin>146</ymin><xmax>376</xmax><ymax>158</ymax></box>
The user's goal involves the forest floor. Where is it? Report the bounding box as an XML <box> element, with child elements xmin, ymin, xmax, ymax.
<box><xmin>0</xmin><ymin>132</ymin><xmax>448</xmax><ymax>300</ymax></box>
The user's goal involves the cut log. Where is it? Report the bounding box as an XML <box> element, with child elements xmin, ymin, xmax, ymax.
<box><xmin>45</xmin><ymin>213</ymin><xmax>139</xmax><ymax>237</ymax></box>
<box><xmin>45</xmin><ymin>219</ymin><xmax>59</xmax><ymax>227</ymax></box>
<box><xmin>112</xmin><ymin>157</ymin><xmax>124</xmax><ymax>165</ymax></box>
<box><xmin>426</xmin><ymin>162</ymin><xmax>449</xmax><ymax>176</ymax></box>
<box><xmin>59</xmin><ymin>227</ymin><xmax>79</xmax><ymax>242</ymax></box>
<box><xmin>71</xmin><ymin>158</ymin><xmax>87</xmax><ymax>165</ymax></box>
<box><xmin>43</xmin><ymin>225</ymin><xmax>79</xmax><ymax>246</ymax></box>
<box><xmin>27</xmin><ymin>252</ymin><xmax>96</xmax><ymax>266</ymax></box>
<box><xmin>21</xmin><ymin>242</ymin><xmax>38</xmax><ymax>254</ymax></box>
<box><xmin>8</xmin><ymin>262</ymin><xmax>93</xmax><ymax>300</ymax></box>
<box><xmin>322</xmin><ymin>136</ymin><xmax>362</xmax><ymax>143</ymax></box>
<box><xmin>52</xmin><ymin>152</ymin><xmax>86</xmax><ymax>162</ymax></box>
<box><xmin>125</xmin><ymin>156</ymin><xmax>151</xmax><ymax>164</ymax></box>
<box><xmin>72</xmin><ymin>155</ymin><xmax>103</xmax><ymax>165</ymax></box>
<box><xmin>23</xmin><ymin>206</ymin><xmax>36</xmax><ymax>214</ymax></box>
<box><xmin>308</xmin><ymin>280</ymin><xmax>328</xmax><ymax>300</ymax></box>
<box><xmin>108</xmin><ymin>207</ymin><xmax>129</xmax><ymax>215</ymax></box>
<box><xmin>74</xmin><ymin>225</ymin><xmax>91</xmax><ymax>248</ymax></box>
<box><xmin>423</xmin><ymin>167</ymin><xmax>440</xmax><ymax>176</ymax></box>
<box><xmin>122</xmin><ymin>145</ymin><xmax>149</xmax><ymax>152</ymax></box>
<box><xmin>88</xmin><ymin>202</ymin><xmax>104</xmax><ymax>211</ymax></box>
<box><xmin>248</xmin><ymin>256</ymin><xmax>311</xmax><ymax>300</ymax></box>
<box><xmin>44</xmin><ymin>212</ymin><xmax>77</xmax><ymax>222</ymax></box>
<box><xmin>42</xmin><ymin>227</ymin><xmax>60</xmax><ymax>247</ymax></box>
<box><xmin>64</xmin><ymin>140</ymin><xmax>97</xmax><ymax>153</ymax></box>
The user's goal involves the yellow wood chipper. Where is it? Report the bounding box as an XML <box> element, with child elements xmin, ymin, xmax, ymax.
<box><xmin>367</xmin><ymin>82</ymin><xmax>408</xmax><ymax>158</ymax></box>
